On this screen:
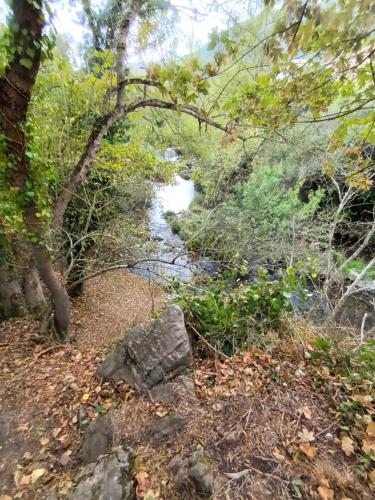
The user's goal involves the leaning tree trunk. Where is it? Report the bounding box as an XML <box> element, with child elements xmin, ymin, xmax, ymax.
<box><xmin>0</xmin><ymin>0</ymin><xmax>70</xmax><ymax>335</ymax></box>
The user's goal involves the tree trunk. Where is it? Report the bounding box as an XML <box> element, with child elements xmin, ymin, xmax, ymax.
<box><xmin>0</xmin><ymin>0</ymin><xmax>70</xmax><ymax>335</ymax></box>
<box><xmin>22</xmin><ymin>264</ymin><xmax>47</xmax><ymax>317</ymax></box>
<box><xmin>32</xmin><ymin>246</ymin><xmax>70</xmax><ymax>334</ymax></box>
<box><xmin>0</xmin><ymin>264</ymin><xmax>26</xmax><ymax>320</ymax></box>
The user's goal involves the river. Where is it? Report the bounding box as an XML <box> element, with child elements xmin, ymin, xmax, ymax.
<box><xmin>134</xmin><ymin>150</ymin><xmax>198</xmax><ymax>282</ymax></box>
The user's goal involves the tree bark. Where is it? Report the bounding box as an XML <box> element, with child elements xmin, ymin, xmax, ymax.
<box><xmin>0</xmin><ymin>264</ymin><xmax>26</xmax><ymax>320</ymax></box>
<box><xmin>22</xmin><ymin>264</ymin><xmax>47</xmax><ymax>316</ymax></box>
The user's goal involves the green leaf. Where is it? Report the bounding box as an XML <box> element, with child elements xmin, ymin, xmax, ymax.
<box><xmin>19</xmin><ymin>57</ymin><xmax>33</xmax><ymax>69</ymax></box>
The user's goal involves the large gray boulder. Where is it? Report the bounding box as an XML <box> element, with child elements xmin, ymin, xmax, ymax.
<box><xmin>97</xmin><ymin>305</ymin><xmax>192</xmax><ymax>391</ymax></box>
<box><xmin>70</xmin><ymin>447</ymin><xmax>135</xmax><ymax>500</ymax></box>
<box><xmin>80</xmin><ymin>412</ymin><xmax>113</xmax><ymax>465</ymax></box>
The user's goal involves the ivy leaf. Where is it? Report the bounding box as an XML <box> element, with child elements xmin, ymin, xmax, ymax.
<box><xmin>19</xmin><ymin>58</ymin><xmax>33</xmax><ymax>69</ymax></box>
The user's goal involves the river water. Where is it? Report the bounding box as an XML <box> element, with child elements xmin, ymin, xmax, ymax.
<box><xmin>134</xmin><ymin>149</ymin><xmax>198</xmax><ymax>282</ymax></box>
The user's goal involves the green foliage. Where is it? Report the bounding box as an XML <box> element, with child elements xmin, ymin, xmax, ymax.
<box><xmin>310</xmin><ymin>337</ymin><xmax>375</xmax><ymax>386</ymax></box>
<box><xmin>175</xmin><ymin>266</ymin><xmax>305</xmax><ymax>354</ymax></box>
<box><xmin>241</xmin><ymin>164</ymin><xmax>323</xmax><ymax>232</ymax></box>
<box><xmin>342</xmin><ymin>259</ymin><xmax>375</xmax><ymax>281</ymax></box>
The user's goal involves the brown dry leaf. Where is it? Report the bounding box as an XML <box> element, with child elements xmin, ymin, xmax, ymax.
<box><xmin>136</xmin><ymin>471</ymin><xmax>150</xmax><ymax>498</ymax></box>
<box><xmin>16</xmin><ymin>424</ymin><xmax>29</xmax><ymax>432</ymax></box>
<box><xmin>341</xmin><ymin>435</ymin><xmax>354</xmax><ymax>456</ymax></box>
<box><xmin>369</xmin><ymin>469</ymin><xmax>375</xmax><ymax>484</ymax></box>
<box><xmin>299</xmin><ymin>443</ymin><xmax>317</xmax><ymax>459</ymax></box>
<box><xmin>52</xmin><ymin>427</ymin><xmax>62</xmax><ymax>438</ymax></box>
<box><xmin>155</xmin><ymin>408</ymin><xmax>168</xmax><ymax>418</ymax></box>
<box><xmin>0</xmin><ymin>496</ymin><xmax>13</xmax><ymax>500</ymax></box>
<box><xmin>59</xmin><ymin>451</ymin><xmax>71</xmax><ymax>466</ymax></box>
<box><xmin>20</xmin><ymin>474</ymin><xmax>31</xmax><ymax>485</ymax></box>
<box><xmin>272</xmin><ymin>448</ymin><xmax>285</xmax><ymax>461</ymax></box>
<box><xmin>351</xmin><ymin>394</ymin><xmax>374</xmax><ymax>413</ymax></box>
<box><xmin>366</xmin><ymin>421</ymin><xmax>375</xmax><ymax>437</ymax></box>
<box><xmin>302</xmin><ymin>406</ymin><xmax>312</xmax><ymax>420</ymax></box>
<box><xmin>318</xmin><ymin>479</ymin><xmax>334</xmax><ymax>500</ymax></box>
<box><xmin>40</xmin><ymin>436</ymin><xmax>49</xmax><ymax>447</ymax></box>
<box><xmin>30</xmin><ymin>468</ymin><xmax>46</xmax><ymax>484</ymax></box>
<box><xmin>298</xmin><ymin>427</ymin><xmax>315</xmax><ymax>442</ymax></box>
<box><xmin>362</xmin><ymin>437</ymin><xmax>375</xmax><ymax>454</ymax></box>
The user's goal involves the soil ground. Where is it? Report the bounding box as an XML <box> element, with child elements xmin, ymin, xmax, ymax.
<box><xmin>0</xmin><ymin>270</ymin><xmax>374</xmax><ymax>499</ymax></box>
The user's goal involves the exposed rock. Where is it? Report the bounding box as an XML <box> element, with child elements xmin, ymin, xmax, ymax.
<box><xmin>70</xmin><ymin>446</ymin><xmax>134</xmax><ymax>500</ymax></box>
<box><xmin>150</xmin><ymin>415</ymin><xmax>188</xmax><ymax>440</ymax></box>
<box><xmin>98</xmin><ymin>305</ymin><xmax>192</xmax><ymax>391</ymax></box>
<box><xmin>80</xmin><ymin>413</ymin><xmax>113</xmax><ymax>465</ymax></box>
<box><xmin>167</xmin><ymin>447</ymin><xmax>214</xmax><ymax>497</ymax></box>
<box><xmin>150</xmin><ymin>376</ymin><xmax>196</xmax><ymax>404</ymax></box>
<box><xmin>188</xmin><ymin>446</ymin><xmax>214</xmax><ymax>497</ymax></box>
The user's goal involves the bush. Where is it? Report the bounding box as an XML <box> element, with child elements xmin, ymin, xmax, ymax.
<box><xmin>174</xmin><ymin>266</ymin><xmax>305</xmax><ymax>354</ymax></box>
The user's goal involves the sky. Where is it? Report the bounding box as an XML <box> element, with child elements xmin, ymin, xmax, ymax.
<box><xmin>0</xmin><ymin>1</ymin><xmax>258</xmax><ymax>64</ymax></box>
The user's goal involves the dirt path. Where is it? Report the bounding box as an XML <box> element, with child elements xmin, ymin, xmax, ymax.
<box><xmin>0</xmin><ymin>270</ymin><xmax>166</xmax><ymax>498</ymax></box>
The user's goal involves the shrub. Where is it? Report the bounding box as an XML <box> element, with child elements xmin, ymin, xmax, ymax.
<box><xmin>174</xmin><ymin>266</ymin><xmax>305</xmax><ymax>354</ymax></box>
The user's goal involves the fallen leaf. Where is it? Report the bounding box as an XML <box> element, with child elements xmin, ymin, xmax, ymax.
<box><xmin>318</xmin><ymin>479</ymin><xmax>334</xmax><ymax>500</ymax></box>
<box><xmin>272</xmin><ymin>448</ymin><xmax>285</xmax><ymax>461</ymax></box>
<box><xmin>369</xmin><ymin>469</ymin><xmax>375</xmax><ymax>484</ymax></box>
<box><xmin>299</xmin><ymin>444</ymin><xmax>317</xmax><ymax>459</ymax></box>
<box><xmin>0</xmin><ymin>496</ymin><xmax>13</xmax><ymax>500</ymax></box>
<box><xmin>40</xmin><ymin>436</ymin><xmax>49</xmax><ymax>447</ymax></box>
<box><xmin>298</xmin><ymin>427</ymin><xmax>315</xmax><ymax>442</ymax></box>
<box><xmin>302</xmin><ymin>406</ymin><xmax>312</xmax><ymax>420</ymax></box>
<box><xmin>155</xmin><ymin>409</ymin><xmax>168</xmax><ymax>418</ymax></box>
<box><xmin>362</xmin><ymin>437</ymin><xmax>375</xmax><ymax>454</ymax></box>
<box><xmin>59</xmin><ymin>451</ymin><xmax>71</xmax><ymax>466</ymax></box>
<box><xmin>136</xmin><ymin>470</ymin><xmax>150</xmax><ymax>498</ymax></box>
<box><xmin>59</xmin><ymin>479</ymin><xmax>73</xmax><ymax>495</ymax></box>
<box><xmin>20</xmin><ymin>474</ymin><xmax>31</xmax><ymax>485</ymax></box>
<box><xmin>366</xmin><ymin>421</ymin><xmax>375</xmax><ymax>437</ymax></box>
<box><xmin>341</xmin><ymin>435</ymin><xmax>354</xmax><ymax>456</ymax></box>
<box><xmin>81</xmin><ymin>393</ymin><xmax>90</xmax><ymax>402</ymax></box>
<box><xmin>31</xmin><ymin>468</ymin><xmax>46</xmax><ymax>484</ymax></box>
<box><xmin>52</xmin><ymin>427</ymin><xmax>62</xmax><ymax>438</ymax></box>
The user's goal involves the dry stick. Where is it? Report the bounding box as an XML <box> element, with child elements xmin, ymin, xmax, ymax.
<box><xmin>34</xmin><ymin>344</ymin><xmax>67</xmax><ymax>360</ymax></box>
<box><xmin>185</xmin><ymin>320</ymin><xmax>229</xmax><ymax>359</ymax></box>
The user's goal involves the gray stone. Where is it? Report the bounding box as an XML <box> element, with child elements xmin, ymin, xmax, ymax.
<box><xmin>70</xmin><ymin>447</ymin><xmax>135</xmax><ymax>500</ymax></box>
<box><xmin>150</xmin><ymin>376</ymin><xmax>196</xmax><ymax>404</ymax></box>
<box><xmin>150</xmin><ymin>415</ymin><xmax>187</xmax><ymax>440</ymax></box>
<box><xmin>98</xmin><ymin>305</ymin><xmax>192</xmax><ymax>392</ymax></box>
<box><xmin>80</xmin><ymin>413</ymin><xmax>113</xmax><ymax>465</ymax></box>
<box><xmin>188</xmin><ymin>447</ymin><xmax>214</xmax><ymax>497</ymax></box>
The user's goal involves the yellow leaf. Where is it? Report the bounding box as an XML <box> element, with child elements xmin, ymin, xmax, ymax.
<box><xmin>155</xmin><ymin>409</ymin><xmax>168</xmax><ymax>417</ymax></box>
<box><xmin>81</xmin><ymin>393</ymin><xmax>90</xmax><ymax>402</ymax></box>
<box><xmin>299</xmin><ymin>444</ymin><xmax>317</xmax><ymax>459</ymax></box>
<box><xmin>366</xmin><ymin>421</ymin><xmax>375</xmax><ymax>437</ymax></box>
<box><xmin>31</xmin><ymin>468</ymin><xmax>46</xmax><ymax>484</ymax></box>
<box><xmin>341</xmin><ymin>436</ymin><xmax>354</xmax><ymax>456</ymax></box>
